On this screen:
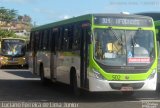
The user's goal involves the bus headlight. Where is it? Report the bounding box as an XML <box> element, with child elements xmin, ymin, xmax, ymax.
<box><xmin>92</xmin><ymin>69</ymin><xmax>105</xmax><ymax>80</ymax></box>
<box><xmin>148</xmin><ymin>69</ymin><xmax>156</xmax><ymax>80</ymax></box>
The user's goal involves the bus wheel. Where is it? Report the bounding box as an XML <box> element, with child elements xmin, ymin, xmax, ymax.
<box><xmin>71</xmin><ymin>72</ymin><xmax>80</xmax><ymax>96</ymax></box>
<box><xmin>0</xmin><ymin>65</ymin><xmax>3</xmax><ymax>69</ymax></box>
<box><xmin>156</xmin><ymin>83</ymin><xmax>160</xmax><ymax>92</ymax></box>
<box><xmin>40</xmin><ymin>65</ymin><xmax>48</xmax><ymax>85</ymax></box>
<box><xmin>122</xmin><ymin>91</ymin><xmax>134</xmax><ymax>96</ymax></box>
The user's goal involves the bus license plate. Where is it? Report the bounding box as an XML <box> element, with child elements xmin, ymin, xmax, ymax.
<box><xmin>120</xmin><ymin>86</ymin><xmax>133</xmax><ymax>91</ymax></box>
<box><xmin>9</xmin><ymin>61</ymin><xmax>16</xmax><ymax>63</ymax></box>
<box><xmin>13</xmin><ymin>58</ymin><xmax>18</xmax><ymax>61</ymax></box>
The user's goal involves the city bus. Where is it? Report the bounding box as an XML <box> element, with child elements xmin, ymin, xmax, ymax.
<box><xmin>0</xmin><ymin>38</ymin><xmax>27</xmax><ymax>68</ymax></box>
<box><xmin>29</xmin><ymin>14</ymin><xmax>158</xmax><ymax>96</ymax></box>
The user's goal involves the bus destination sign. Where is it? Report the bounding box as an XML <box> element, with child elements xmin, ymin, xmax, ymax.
<box><xmin>94</xmin><ymin>16</ymin><xmax>153</xmax><ymax>27</ymax></box>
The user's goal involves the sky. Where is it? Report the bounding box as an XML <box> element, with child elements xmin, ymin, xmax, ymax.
<box><xmin>0</xmin><ymin>0</ymin><xmax>160</xmax><ymax>25</ymax></box>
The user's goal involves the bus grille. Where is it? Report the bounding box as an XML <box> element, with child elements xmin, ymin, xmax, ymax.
<box><xmin>109</xmin><ymin>83</ymin><xmax>144</xmax><ymax>90</ymax></box>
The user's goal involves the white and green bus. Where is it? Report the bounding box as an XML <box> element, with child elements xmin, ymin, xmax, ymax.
<box><xmin>29</xmin><ymin>14</ymin><xmax>158</xmax><ymax>96</ymax></box>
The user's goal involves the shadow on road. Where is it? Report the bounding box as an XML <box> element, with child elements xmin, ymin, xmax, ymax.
<box><xmin>4</xmin><ymin>70</ymin><xmax>39</xmax><ymax>78</ymax></box>
<box><xmin>1</xmin><ymin>65</ymin><xmax>28</xmax><ymax>69</ymax></box>
<box><xmin>0</xmin><ymin>79</ymin><xmax>159</xmax><ymax>102</ymax></box>
<box><xmin>0</xmin><ymin>69</ymin><xmax>159</xmax><ymax>102</ymax></box>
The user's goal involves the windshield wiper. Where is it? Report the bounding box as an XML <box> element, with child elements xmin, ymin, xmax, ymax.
<box><xmin>108</xmin><ymin>27</ymin><xmax>123</xmax><ymax>46</ymax></box>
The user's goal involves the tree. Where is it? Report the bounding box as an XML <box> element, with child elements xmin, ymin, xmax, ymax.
<box><xmin>0</xmin><ymin>7</ymin><xmax>17</xmax><ymax>23</ymax></box>
<box><xmin>23</xmin><ymin>14</ymin><xmax>31</xmax><ymax>23</ymax></box>
<box><xmin>18</xmin><ymin>15</ymin><xmax>23</xmax><ymax>22</ymax></box>
<box><xmin>0</xmin><ymin>7</ymin><xmax>32</xmax><ymax>39</ymax></box>
<box><xmin>17</xmin><ymin>14</ymin><xmax>32</xmax><ymax>24</ymax></box>
<box><xmin>0</xmin><ymin>29</ymin><xmax>16</xmax><ymax>40</ymax></box>
<box><xmin>6</xmin><ymin>9</ymin><xmax>17</xmax><ymax>22</ymax></box>
<box><xmin>0</xmin><ymin>7</ymin><xmax>7</xmax><ymax>21</ymax></box>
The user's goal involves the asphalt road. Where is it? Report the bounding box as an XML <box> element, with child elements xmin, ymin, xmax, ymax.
<box><xmin>0</xmin><ymin>69</ymin><xmax>159</xmax><ymax>108</ymax></box>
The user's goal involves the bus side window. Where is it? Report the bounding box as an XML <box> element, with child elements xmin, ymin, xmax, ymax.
<box><xmin>35</xmin><ymin>31</ymin><xmax>39</xmax><ymax>52</ymax></box>
<box><xmin>73</xmin><ymin>24</ymin><xmax>80</xmax><ymax>50</ymax></box>
<box><xmin>46</xmin><ymin>30</ymin><xmax>50</xmax><ymax>51</ymax></box>
<box><xmin>31</xmin><ymin>32</ymin><xmax>36</xmax><ymax>52</ymax></box>
<box><xmin>31</xmin><ymin>31</ymin><xmax>39</xmax><ymax>52</ymax></box>
<box><xmin>68</xmin><ymin>25</ymin><xmax>74</xmax><ymax>50</ymax></box>
<box><xmin>58</xmin><ymin>28</ymin><xmax>63</xmax><ymax>51</ymax></box>
<box><xmin>48</xmin><ymin>29</ymin><xmax>52</xmax><ymax>52</ymax></box>
<box><xmin>42</xmin><ymin>30</ymin><xmax>49</xmax><ymax>51</ymax></box>
<box><xmin>30</xmin><ymin>32</ymin><xmax>34</xmax><ymax>51</ymax></box>
<box><xmin>39</xmin><ymin>31</ymin><xmax>44</xmax><ymax>51</ymax></box>
<box><xmin>55</xmin><ymin>28</ymin><xmax>60</xmax><ymax>51</ymax></box>
<box><xmin>50</xmin><ymin>29</ymin><xmax>58</xmax><ymax>52</ymax></box>
<box><xmin>63</xmin><ymin>27</ymin><xmax>69</xmax><ymax>51</ymax></box>
<box><xmin>42</xmin><ymin>30</ymin><xmax>46</xmax><ymax>50</ymax></box>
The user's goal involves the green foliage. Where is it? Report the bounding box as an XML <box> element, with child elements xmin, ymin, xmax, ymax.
<box><xmin>0</xmin><ymin>29</ymin><xmax>16</xmax><ymax>40</ymax></box>
<box><xmin>0</xmin><ymin>7</ymin><xmax>17</xmax><ymax>22</ymax></box>
<box><xmin>12</xmin><ymin>35</ymin><xmax>29</xmax><ymax>40</ymax></box>
<box><xmin>0</xmin><ymin>7</ymin><xmax>31</xmax><ymax>41</ymax></box>
<box><xmin>18</xmin><ymin>14</ymin><xmax>32</xmax><ymax>23</ymax></box>
<box><xmin>0</xmin><ymin>7</ymin><xmax>32</xmax><ymax>28</ymax></box>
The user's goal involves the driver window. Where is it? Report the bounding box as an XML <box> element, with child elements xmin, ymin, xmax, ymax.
<box><xmin>95</xmin><ymin>36</ymin><xmax>103</xmax><ymax>60</ymax></box>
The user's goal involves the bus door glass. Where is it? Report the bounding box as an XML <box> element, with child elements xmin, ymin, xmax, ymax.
<box><xmin>50</xmin><ymin>28</ymin><xmax>58</xmax><ymax>79</ymax></box>
<box><xmin>80</xmin><ymin>22</ymin><xmax>90</xmax><ymax>88</ymax></box>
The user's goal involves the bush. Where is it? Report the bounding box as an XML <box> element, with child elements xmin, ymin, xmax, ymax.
<box><xmin>0</xmin><ymin>29</ymin><xmax>17</xmax><ymax>40</ymax></box>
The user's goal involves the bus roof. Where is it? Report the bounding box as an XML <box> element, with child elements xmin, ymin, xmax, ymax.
<box><xmin>32</xmin><ymin>14</ymin><xmax>92</xmax><ymax>31</ymax></box>
<box><xmin>32</xmin><ymin>13</ymin><xmax>153</xmax><ymax>31</ymax></box>
<box><xmin>136</xmin><ymin>12</ymin><xmax>160</xmax><ymax>21</ymax></box>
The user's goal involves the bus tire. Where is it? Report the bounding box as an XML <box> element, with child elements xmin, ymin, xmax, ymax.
<box><xmin>156</xmin><ymin>73</ymin><xmax>160</xmax><ymax>92</ymax></box>
<box><xmin>40</xmin><ymin>65</ymin><xmax>48</xmax><ymax>85</ymax></box>
<box><xmin>156</xmin><ymin>83</ymin><xmax>160</xmax><ymax>92</ymax></box>
<box><xmin>122</xmin><ymin>91</ymin><xmax>134</xmax><ymax>96</ymax></box>
<box><xmin>70</xmin><ymin>69</ymin><xmax>80</xmax><ymax>96</ymax></box>
<box><xmin>0</xmin><ymin>65</ymin><xmax>2</xmax><ymax>69</ymax></box>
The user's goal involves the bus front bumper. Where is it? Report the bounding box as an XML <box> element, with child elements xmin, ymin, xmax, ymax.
<box><xmin>0</xmin><ymin>59</ymin><xmax>27</xmax><ymax>66</ymax></box>
<box><xmin>88</xmin><ymin>73</ymin><xmax>157</xmax><ymax>92</ymax></box>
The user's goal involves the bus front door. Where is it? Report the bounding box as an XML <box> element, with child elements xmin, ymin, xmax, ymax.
<box><xmin>80</xmin><ymin>25</ymin><xmax>90</xmax><ymax>89</ymax></box>
<box><xmin>50</xmin><ymin>30</ymin><xmax>58</xmax><ymax>81</ymax></box>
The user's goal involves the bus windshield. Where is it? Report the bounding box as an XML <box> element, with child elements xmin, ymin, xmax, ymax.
<box><xmin>1</xmin><ymin>39</ymin><xmax>25</xmax><ymax>57</ymax></box>
<box><xmin>94</xmin><ymin>28</ymin><xmax>155</xmax><ymax>66</ymax></box>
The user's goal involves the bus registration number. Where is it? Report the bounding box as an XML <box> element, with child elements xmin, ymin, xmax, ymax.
<box><xmin>120</xmin><ymin>86</ymin><xmax>133</xmax><ymax>91</ymax></box>
<box><xmin>112</xmin><ymin>75</ymin><xmax>121</xmax><ymax>80</ymax></box>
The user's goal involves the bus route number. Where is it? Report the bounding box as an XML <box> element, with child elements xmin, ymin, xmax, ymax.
<box><xmin>112</xmin><ymin>75</ymin><xmax>121</xmax><ymax>80</ymax></box>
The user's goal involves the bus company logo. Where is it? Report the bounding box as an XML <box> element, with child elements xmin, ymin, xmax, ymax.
<box><xmin>125</xmin><ymin>76</ymin><xmax>129</xmax><ymax>80</ymax></box>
